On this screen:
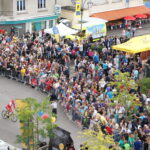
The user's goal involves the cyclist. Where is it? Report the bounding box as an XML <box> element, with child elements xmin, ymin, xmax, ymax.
<box><xmin>5</xmin><ymin>100</ymin><xmax>16</xmax><ymax>117</ymax></box>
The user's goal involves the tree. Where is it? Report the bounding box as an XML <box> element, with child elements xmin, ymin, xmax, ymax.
<box><xmin>109</xmin><ymin>71</ymin><xmax>140</xmax><ymax>114</ymax></box>
<box><xmin>16</xmin><ymin>97</ymin><xmax>57</xmax><ymax>150</ymax></box>
<box><xmin>81</xmin><ymin>126</ymin><xmax>115</xmax><ymax>150</ymax></box>
<box><xmin>137</xmin><ymin>78</ymin><xmax>150</xmax><ymax>95</ymax></box>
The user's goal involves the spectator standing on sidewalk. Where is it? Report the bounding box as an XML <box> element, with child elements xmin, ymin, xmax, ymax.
<box><xmin>51</xmin><ymin>101</ymin><xmax>57</xmax><ymax>116</ymax></box>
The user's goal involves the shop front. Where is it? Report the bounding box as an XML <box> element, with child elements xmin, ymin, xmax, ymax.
<box><xmin>32</xmin><ymin>19</ymin><xmax>55</xmax><ymax>32</ymax></box>
<box><xmin>91</xmin><ymin>6</ymin><xmax>150</xmax><ymax>31</ymax></box>
<box><xmin>0</xmin><ymin>15</ymin><xmax>58</xmax><ymax>36</ymax></box>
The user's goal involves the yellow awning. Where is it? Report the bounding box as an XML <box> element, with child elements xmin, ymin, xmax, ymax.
<box><xmin>112</xmin><ymin>34</ymin><xmax>150</xmax><ymax>54</ymax></box>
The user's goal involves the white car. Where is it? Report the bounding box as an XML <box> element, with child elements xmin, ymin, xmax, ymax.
<box><xmin>0</xmin><ymin>140</ymin><xmax>20</xmax><ymax>150</ymax></box>
<box><xmin>59</xmin><ymin>19</ymin><xmax>71</xmax><ymax>27</ymax></box>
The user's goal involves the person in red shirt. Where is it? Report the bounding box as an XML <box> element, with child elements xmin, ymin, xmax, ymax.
<box><xmin>6</xmin><ymin>100</ymin><xmax>16</xmax><ymax>114</ymax></box>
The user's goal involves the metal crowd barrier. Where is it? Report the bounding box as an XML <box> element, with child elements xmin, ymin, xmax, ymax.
<box><xmin>0</xmin><ymin>66</ymin><xmax>54</xmax><ymax>95</ymax></box>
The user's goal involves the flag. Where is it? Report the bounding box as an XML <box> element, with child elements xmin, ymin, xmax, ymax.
<box><xmin>75</xmin><ymin>0</ymin><xmax>81</xmax><ymax>17</ymax></box>
<box><xmin>52</xmin><ymin>26</ymin><xmax>60</xmax><ymax>42</ymax></box>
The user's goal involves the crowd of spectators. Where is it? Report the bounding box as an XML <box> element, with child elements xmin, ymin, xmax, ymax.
<box><xmin>0</xmin><ymin>31</ymin><xmax>149</xmax><ymax>150</ymax></box>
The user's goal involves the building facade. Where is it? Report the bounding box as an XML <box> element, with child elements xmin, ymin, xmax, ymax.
<box><xmin>57</xmin><ymin>0</ymin><xmax>147</xmax><ymax>25</ymax></box>
<box><xmin>0</xmin><ymin>0</ymin><xmax>58</xmax><ymax>35</ymax></box>
<box><xmin>88</xmin><ymin>0</ymin><xmax>144</xmax><ymax>14</ymax></box>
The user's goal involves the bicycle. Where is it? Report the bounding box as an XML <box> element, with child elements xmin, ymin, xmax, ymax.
<box><xmin>1</xmin><ymin>109</ymin><xmax>17</xmax><ymax>122</ymax></box>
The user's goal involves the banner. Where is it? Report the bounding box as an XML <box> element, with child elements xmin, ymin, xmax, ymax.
<box><xmin>52</xmin><ymin>26</ymin><xmax>59</xmax><ymax>34</ymax></box>
<box><xmin>86</xmin><ymin>24</ymin><xmax>106</xmax><ymax>38</ymax></box>
<box><xmin>52</xmin><ymin>26</ymin><xmax>60</xmax><ymax>42</ymax></box>
<box><xmin>75</xmin><ymin>0</ymin><xmax>81</xmax><ymax>17</ymax></box>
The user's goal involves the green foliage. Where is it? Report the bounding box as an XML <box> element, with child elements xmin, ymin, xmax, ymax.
<box><xmin>81</xmin><ymin>126</ymin><xmax>115</xmax><ymax>150</ymax></box>
<box><xmin>16</xmin><ymin>97</ymin><xmax>57</xmax><ymax>150</ymax></box>
<box><xmin>137</xmin><ymin>78</ymin><xmax>150</xmax><ymax>94</ymax></box>
<box><xmin>109</xmin><ymin>71</ymin><xmax>140</xmax><ymax>110</ymax></box>
<box><xmin>90</xmin><ymin>44</ymin><xmax>96</xmax><ymax>51</ymax></box>
<box><xmin>97</xmin><ymin>45</ymin><xmax>103</xmax><ymax>53</ymax></box>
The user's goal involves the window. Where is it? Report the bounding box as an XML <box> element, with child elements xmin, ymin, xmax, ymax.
<box><xmin>38</xmin><ymin>0</ymin><xmax>46</xmax><ymax>9</ymax></box>
<box><xmin>41</xmin><ymin>21</ymin><xmax>46</xmax><ymax>29</ymax></box>
<box><xmin>17</xmin><ymin>0</ymin><xmax>25</xmax><ymax>11</ymax></box>
<box><xmin>49</xmin><ymin>20</ymin><xmax>53</xmax><ymax>28</ymax></box>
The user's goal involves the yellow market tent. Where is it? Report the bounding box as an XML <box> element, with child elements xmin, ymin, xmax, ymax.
<box><xmin>112</xmin><ymin>34</ymin><xmax>150</xmax><ymax>54</ymax></box>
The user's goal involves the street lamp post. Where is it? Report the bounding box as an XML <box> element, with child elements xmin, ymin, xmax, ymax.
<box><xmin>80</xmin><ymin>0</ymin><xmax>83</xmax><ymax>32</ymax></box>
<box><xmin>79</xmin><ymin>0</ymin><xmax>93</xmax><ymax>35</ymax></box>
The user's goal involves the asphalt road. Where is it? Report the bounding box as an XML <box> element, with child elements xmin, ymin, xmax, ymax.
<box><xmin>0</xmin><ymin>76</ymin><xmax>83</xmax><ymax>149</ymax></box>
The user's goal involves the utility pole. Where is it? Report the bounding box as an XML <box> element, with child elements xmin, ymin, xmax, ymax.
<box><xmin>80</xmin><ymin>0</ymin><xmax>92</xmax><ymax>31</ymax></box>
<box><xmin>55</xmin><ymin>0</ymin><xmax>57</xmax><ymax>5</ymax></box>
<box><xmin>80</xmin><ymin>0</ymin><xmax>83</xmax><ymax>31</ymax></box>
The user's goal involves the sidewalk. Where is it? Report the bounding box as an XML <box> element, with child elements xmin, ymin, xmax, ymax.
<box><xmin>0</xmin><ymin>139</ymin><xmax>20</xmax><ymax>150</ymax></box>
<box><xmin>107</xmin><ymin>23</ymin><xmax>150</xmax><ymax>37</ymax></box>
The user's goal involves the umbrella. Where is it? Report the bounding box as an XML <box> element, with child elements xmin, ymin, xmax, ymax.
<box><xmin>42</xmin><ymin>114</ymin><xmax>49</xmax><ymax>119</ymax></box>
<box><xmin>38</xmin><ymin>111</ymin><xmax>44</xmax><ymax>117</ymax></box>
<box><xmin>124</xmin><ymin>16</ymin><xmax>136</xmax><ymax>21</ymax></box>
<box><xmin>135</xmin><ymin>14</ymin><xmax>147</xmax><ymax>19</ymax></box>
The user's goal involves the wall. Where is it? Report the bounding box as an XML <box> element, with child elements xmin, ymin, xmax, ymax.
<box><xmin>61</xmin><ymin>9</ymin><xmax>89</xmax><ymax>26</ymax></box>
<box><xmin>13</xmin><ymin>0</ymin><xmax>55</xmax><ymax>20</ymax></box>
<box><xmin>89</xmin><ymin>0</ymin><xmax>144</xmax><ymax>14</ymax></box>
<box><xmin>129</xmin><ymin>0</ymin><xmax>144</xmax><ymax>7</ymax></box>
<box><xmin>56</xmin><ymin>0</ymin><xmax>73</xmax><ymax>6</ymax></box>
<box><xmin>1</xmin><ymin>0</ymin><xmax>14</xmax><ymax>16</ymax></box>
<box><xmin>61</xmin><ymin>10</ymin><xmax>74</xmax><ymax>24</ymax></box>
<box><xmin>0</xmin><ymin>0</ymin><xmax>2</xmax><ymax>14</ymax></box>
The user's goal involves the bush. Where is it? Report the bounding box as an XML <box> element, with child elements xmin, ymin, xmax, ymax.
<box><xmin>137</xmin><ymin>78</ymin><xmax>150</xmax><ymax>94</ymax></box>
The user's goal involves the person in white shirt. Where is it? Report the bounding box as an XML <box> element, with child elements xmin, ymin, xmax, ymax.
<box><xmin>51</xmin><ymin>101</ymin><xmax>57</xmax><ymax>115</ymax></box>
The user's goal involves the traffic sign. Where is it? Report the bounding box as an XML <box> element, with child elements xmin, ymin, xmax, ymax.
<box><xmin>55</xmin><ymin>5</ymin><xmax>61</xmax><ymax>15</ymax></box>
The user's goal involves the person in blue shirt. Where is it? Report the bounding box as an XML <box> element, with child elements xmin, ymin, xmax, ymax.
<box><xmin>93</xmin><ymin>54</ymin><xmax>99</xmax><ymax>65</ymax></box>
<box><xmin>133</xmin><ymin>69</ymin><xmax>139</xmax><ymax>81</ymax></box>
<box><xmin>134</xmin><ymin>138</ymin><xmax>143</xmax><ymax>150</ymax></box>
<box><xmin>103</xmin><ymin>62</ymin><xmax>108</xmax><ymax>70</ymax></box>
<box><xmin>106</xmin><ymin>91</ymin><xmax>113</xmax><ymax>99</ymax></box>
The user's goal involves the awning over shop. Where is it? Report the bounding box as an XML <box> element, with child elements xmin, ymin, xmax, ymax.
<box><xmin>112</xmin><ymin>34</ymin><xmax>150</xmax><ymax>54</ymax></box>
<box><xmin>91</xmin><ymin>6</ymin><xmax>150</xmax><ymax>21</ymax></box>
